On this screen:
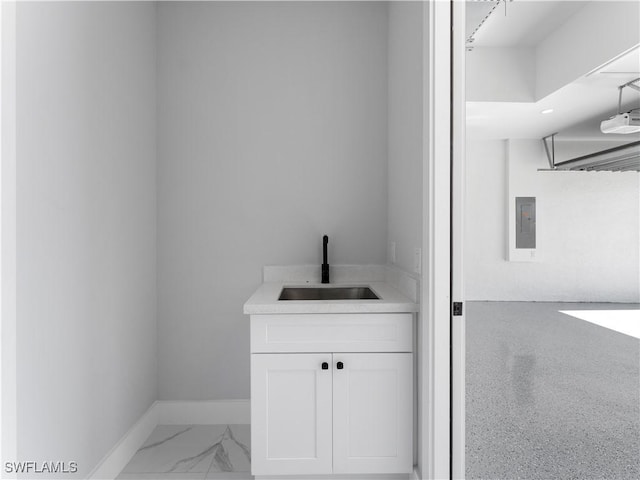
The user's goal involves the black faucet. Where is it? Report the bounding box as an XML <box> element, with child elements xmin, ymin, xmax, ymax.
<box><xmin>321</xmin><ymin>235</ymin><xmax>330</xmax><ymax>283</ymax></box>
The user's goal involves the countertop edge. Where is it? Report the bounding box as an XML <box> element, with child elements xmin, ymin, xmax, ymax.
<box><xmin>243</xmin><ymin>281</ymin><xmax>419</xmax><ymax>315</ymax></box>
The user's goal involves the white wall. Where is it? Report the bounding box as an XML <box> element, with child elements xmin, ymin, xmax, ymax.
<box><xmin>387</xmin><ymin>1</ymin><xmax>425</xmax><ymax>470</ymax></box>
<box><xmin>157</xmin><ymin>2</ymin><xmax>388</xmax><ymax>400</ymax></box>
<box><xmin>536</xmin><ymin>1</ymin><xmax>640</xmax><ymax>99</ymax></box>
<box><xmin>387</xmin><ymin>1</ymin><xmax>424</xmax><ymax>276</ymax></box>
<box><xmin>467</xmin><ymin>2</ymin><xmax>640</xmax><ymax>104</ymax></box>
<box><xmin>15</xmin><ymin>2</ymin><xmax>157</xmax><ymax>476</ymax></box>
<box><xmin>2</xmin><ymin>0</ymin><xmax>19</xmax><ymax>466</ymax></box>
<box><xmin>465</xmin><ymin>139</ymin><xmax>640</xmax><ymax>302</ymax></box>
<box><xmin>466</xmin><ymin>47</ymin><xmax>535</xmax><ymax>103</ymax></box>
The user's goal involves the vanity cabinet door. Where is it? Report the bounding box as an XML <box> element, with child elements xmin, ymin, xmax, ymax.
<box><xmin>332</xmin><ymin>353</ymin><xmax>413</xmax><ymax>474</ymax></box>
<box><xmin>251</xmin><ymin>353</ymin><xmax>333</xmax><ymax>476</ymax></box>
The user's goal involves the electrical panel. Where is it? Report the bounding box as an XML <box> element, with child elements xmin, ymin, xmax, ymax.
<box><xmin>515</xmin><ymin>197</ymin><xmax>536</xmax><ymax>249</ymax></box>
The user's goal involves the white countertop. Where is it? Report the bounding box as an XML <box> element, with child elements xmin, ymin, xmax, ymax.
<box><xmin>243</xmin><ymin>281</ymin><xmax>418</xmax><ymax>315</ymax></box>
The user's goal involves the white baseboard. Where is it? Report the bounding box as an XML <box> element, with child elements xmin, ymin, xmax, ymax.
<box><xmin>88</xmin><ymin>401</ymin><xmax>159</xmax><ymax>480</ymax></box>
<box><xmin>88</xmin><ymin>400</ymin><xmax>251</xmax><ymax>480</ymax></box>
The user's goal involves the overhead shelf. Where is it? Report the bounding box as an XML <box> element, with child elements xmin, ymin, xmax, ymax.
<box><xmin>541</xmin><ymin>135</ymin><xmax>640</xmax><ymax>172</ymax></box>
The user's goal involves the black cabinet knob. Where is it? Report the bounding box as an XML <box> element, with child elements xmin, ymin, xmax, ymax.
<box><xmin>321</xmin><ymin>362</ymin><xmax>329</xmax><ymax>370</ymax></box>
<box><xmin>337</xmin><ymin>361</ymin><xmax>344</xmax><ymax>370</ymax></box>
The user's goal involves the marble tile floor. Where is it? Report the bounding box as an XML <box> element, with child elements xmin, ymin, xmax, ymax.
<box><xmin>117</xmin><ymin>425</ymin><xmax>252</xmax><ymax>480</ymax></box>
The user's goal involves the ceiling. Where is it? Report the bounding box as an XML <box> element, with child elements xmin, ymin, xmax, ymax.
<box><xmin>465</xmin><ymin>0</ymin><xmax>640</xmax><ymax>141</ymax></box>
<box><xmin>466</xmin><ymin>0</ymin><xmax>588</xmax><ymax>48</ymax></box>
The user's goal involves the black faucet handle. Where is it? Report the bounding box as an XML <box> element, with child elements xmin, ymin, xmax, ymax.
<box><xmin>322</xmin><ymin>235</ymin><xmax>330</xmax><ymax>283</ymax></box>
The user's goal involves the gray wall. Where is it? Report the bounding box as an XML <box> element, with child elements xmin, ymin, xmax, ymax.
<box><xmin>157</xmin><ymin>2</ymin><xmax>389</xmax><ymax>400</ymax></box>
<box><xmin>465</xmin><ymin>139</ymin><xmax>640</xmax><ymax>302</ymax></box>
<box><xmin>387</xmin><ymin>1</ymin><xmax>424</xmax><ymax>275</ymax></box>
<box><xmin>387</xmin><ymin>1</ymin><xmax>425</xmax><ymax>471</ymax></box>
<box><xmin>15</xmin><ymin>2</ymin><xmax>157</xmax><ymax>476</ymax></box>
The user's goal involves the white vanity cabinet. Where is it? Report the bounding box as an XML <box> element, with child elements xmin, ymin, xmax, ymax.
<box><xmin>250</xmin><ymin>313</ymin><xmax>413</xmax><ymax>478</ymax></box>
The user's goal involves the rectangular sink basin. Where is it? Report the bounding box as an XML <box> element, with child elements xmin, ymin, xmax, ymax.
<box><xmin>278</xmin><ymin>286</ymin><xmax>380</xmax><ymax>301</ymax></box>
